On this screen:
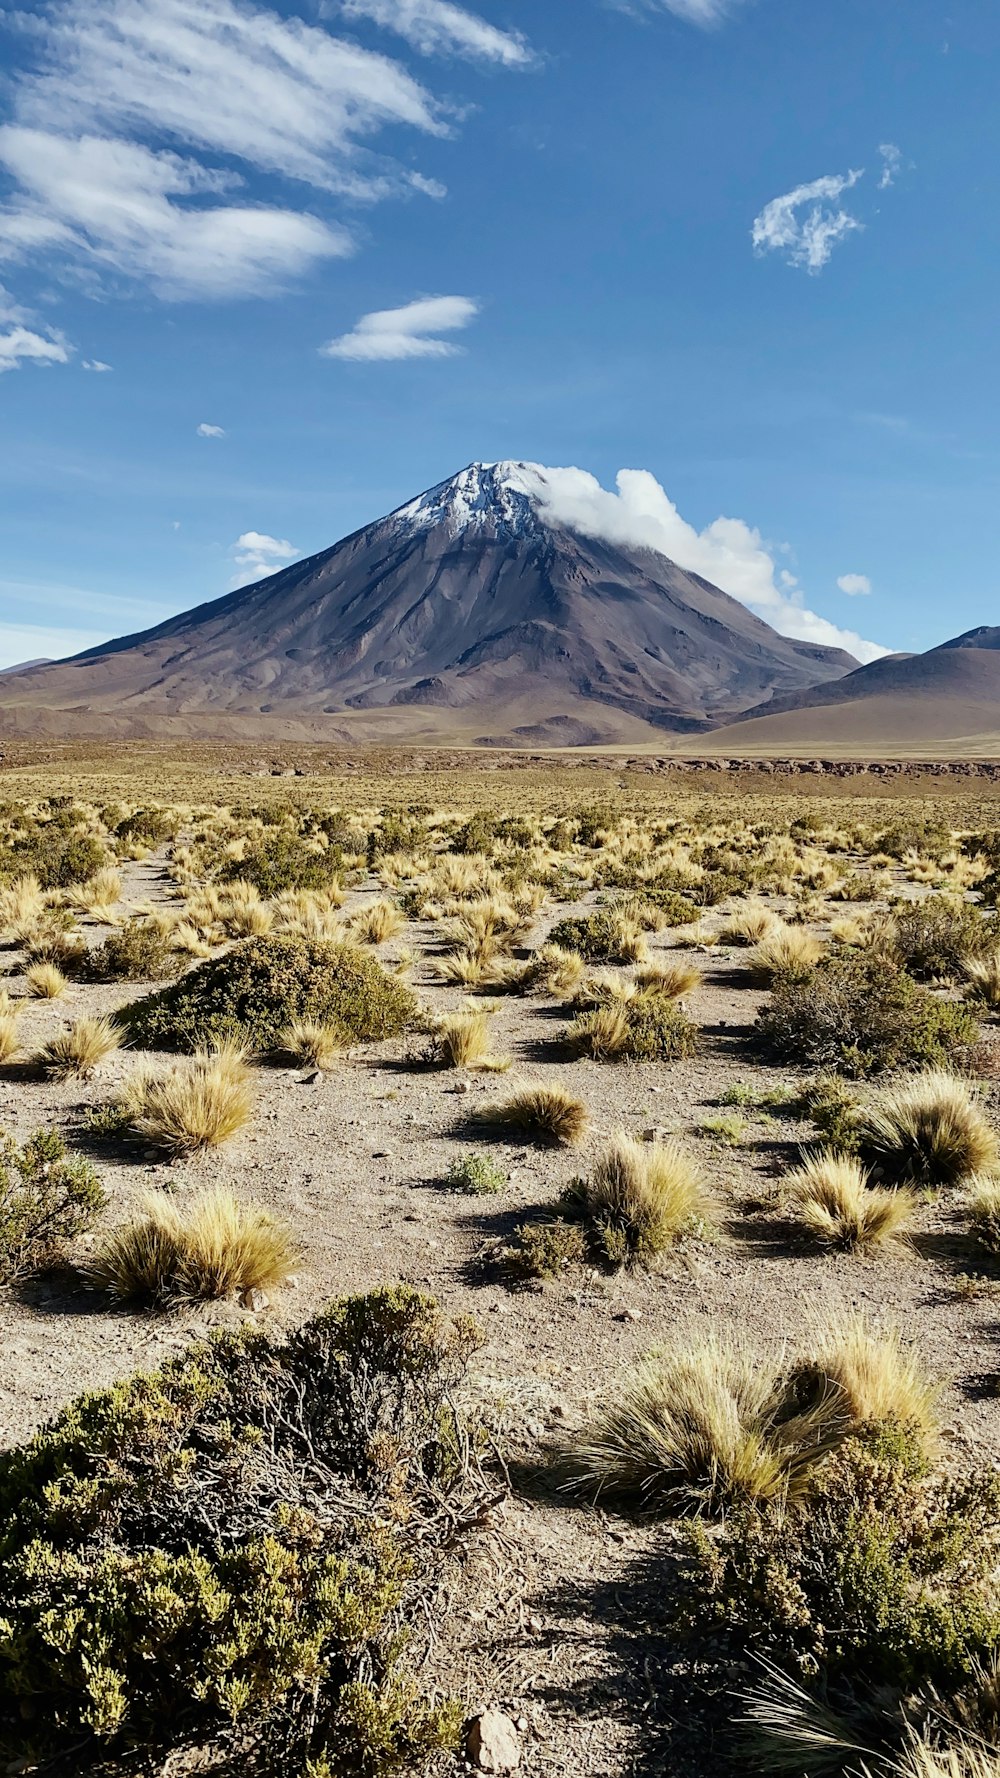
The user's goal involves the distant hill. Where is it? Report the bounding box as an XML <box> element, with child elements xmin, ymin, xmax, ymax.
<box><xmin>0</xmin><ymin>462</ymin><xmax>856</xmax><ymax>744</ymax></box>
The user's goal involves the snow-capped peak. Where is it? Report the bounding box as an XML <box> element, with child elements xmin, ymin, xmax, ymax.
<box><xmin>391</xmin><ymin>461</ymin><xmax>548</xmax><ymax>539</ymax></box>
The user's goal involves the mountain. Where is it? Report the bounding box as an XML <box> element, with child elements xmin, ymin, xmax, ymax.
<box><xmin>702</xmin><ymin>626</ymin><xmax>1000</xmax><ymax>755</ymax></box>
<box><xmin>0</xmin><ymin>462</ymin><xmax>858</xmax><ymax>745</ymax></box>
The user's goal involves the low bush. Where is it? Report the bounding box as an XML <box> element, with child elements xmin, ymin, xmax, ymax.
<box><xmin>445</xmin><ymin>1152</ymin><xmax>507</xmax><ymax>1195</ymax></box>
<box><xmin>887</xmin><ymin>895</ymin><xmax>995</xmax><ymax>983</ymax></box>
<box><xmin>785</xmin><ymin>1149</ymin><xmax>915</xmax><ymax>1248</ymax></box>
<box><xmin>84</xmin><ymin>1187</ymin><xmax>298</xmax><ymax>1303</ymax></box>
<box><xmin>0</xmin><ymin>1286</ymin><xmax>488</xmax><ymax>1774</ymax></box>
<box><xmin>220</xmin><ymin>832</ymin><xmax>342</xmax><ymax>897</ymax></box>
<box><xmin>0</xmin><ymin>1128</ymin><xmax>105</xmax><ymax>1281</ymax></box>
<box><xmin>547</xmin><ymin>909</ymin><xmax>648</xmax><ymax>964</ymax></box>
<box><xmin>856</xmin><ymin>1070</ymin><xmax>999</xmax><ymax>1186</ymax></box>
<box><xmin>756</xmin><ymin>953</ymin><xmax>979</xmax><ymax>1077</ymax></box>
<box><xmin>123</xmin><ymin>935</ymin><xmax>416</xmax><ymax>1053</ymax></box>
<box><xmin>564</xmin><ymin>1133</ymin><xmax>708</xmax><ymax>1266</ymax></box>
<box><xmin>566</xmin><ymin>985</ymin><xmax>698</xmax><ymax>1062</ymax></box>
<box><xmin>472</xmin><ymin>1084</ymin><xmax>588</xmax><ymax>1146</ymax></box>
<box><xmin>503</xmin><ymin>1218</ymin><xmax>588</xmax><ymax>1279</ymax></box>
<box><xmin>86</xmin><ymin>918</ymin><xmax>181</xmax><ymax>982</ymax></box>
<box><xmin>0</xmin><ymin>826</ymin><xmax>107</xmax><ymax>889</ymax></box>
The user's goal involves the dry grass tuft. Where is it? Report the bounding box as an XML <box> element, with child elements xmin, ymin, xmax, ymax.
<box><xmin>24</xmin><ymin>961</ymin><xmax>69</xmax><ymax>999</ymax></box>
<box><xmin>37</xmin><ymin>1014</ymin><xmax>121</xmax><ymax>1079</ymax></box>
<box><xmin>0</xmin><ymin>873</ymin><xmax>46</xmax><ymax>936</ymax></box>
<box><xmin>895</xmin><ymin>1735</ymin><xmax>1000</xmax><ymax>1778</ymax></box>
<box><xmin>431</xmin><ymin>1010</ymin><xmax>509</xmax><ymax>1071</ymax></box>
<box><xmin>965</xmin><ymin>948</ymin><xmax>1000</xmax><ymax>1010</ymax></box>
<box><xmin>113</xmin><ymin>1048</ymin><xmax>254</xmax><ymax>1154</ymax></box>
<box><xmin>346</xmin><ymin>898</ymin><xmax>404</xmax><ymax>945</ymax></box>
<box><xmin>476</xmin><ymin>1083</ymin><xmax>588</xmax><ymax>1146</ymax></box>
<box><xmin>276</xmin><ymin>1019</ymin><xmax>344</xmax><ymax>1070</ymax></box>
<box><xmin>859</xmin><ymin>1070</ymin><xmax>999</xmax><ymax>1187</ymax></box>
<box><xmin>84</xmin><ymin>1187</ymin><xmax>297</xmax><ymax>1303</ymax></box>
<box><xmin>748</xmin><ymin>924</ymin><xmax>825</xmax><ymax>984</ymax></box>
<box><xmin>570</xmin><ymin>1132</ymin><xmax>709</xmax><ymax>1264</ymax></box>
<box><xmin>0</xmin><ymin>1012</ymin><xmax>22</xmax><ymax>1063</ymax></box>
<box><xmin>785</xmin><ymin>1149</ymin><xmax>915</xmax><ymax>1249</ymax></box>
<box><xmin>791</xmin><ymin>1316</ymin><xmax>940</xmax><ymax>1450</ymax></box>
<box><xmin>721</xmin><ymin>902</ymin><xmax>782</xmax><ymax>946</ymax></box>
<box><xmin>634</xmin><ymin>957</ymin><xmax>702</xmax><ymax>999</ymax></box>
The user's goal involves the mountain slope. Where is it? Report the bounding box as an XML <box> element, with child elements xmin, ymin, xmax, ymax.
<box><xmin>0</xmin><ymin>462</ymin><xmax>857</xmax><ymax>744</ymax></box>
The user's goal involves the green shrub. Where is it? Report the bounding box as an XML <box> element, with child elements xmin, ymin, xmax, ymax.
<box><xmin>222</xmin><ymin>833</ymin><xmax>342</xmax><ymax>897</ymax></box>
<box><xmin>503</xmin><ymin>1218</ymin><xmax>587</xmax><ymax>1279</ymax></box>
<box><xmin>888</xmin><ymin>895</ymin><xmax>995</xmax><ymax>982</ymax></box>
<box><xmin>566</xmin><ymin>986</ymin><xmax>698</xmax><ymax>1062</ymax></box>
<box><xmin>0</xmin><ymin>827</ymin><xmax>107</xmax><ymax>889</ymax></box>
<box><xmin>627</xmin><ymin>886</ymin><xmax>700</xmax><ymax>925</ymax></box>
<box><xmin>445</xmin><ymin>1153</ymin><xmax>507</xmax><ymax>1195</ymax></box>
<box><xmin>86</xmin><ymin>918</ymin><xmax>181</xmax><ymax>982</ymax></box>
<box><xmin>366</xmin><ymin>813</ymin><xmax>428</xmax><ymax>864</ymax></box>
<box><xmin>0</xmin><ymin>1129</ymin><xmax>105</xmax><ymax>1281</ymax></box>
<box><xmin>123</xmin><ymin>936</ymin><xmax>416</xmax><ymax>1053</ymax></box>
<box><xmin>114</xmin><ymin>807</ymin><xmax>180</xmax><ymax>847</ymax></box>
<box><xmin>677</xmin><ymin>1429</ymin><xmax>1000</xmax><ymax>1772</ymax></box>
<box><xmin>0</xmin><ymin>1286</ymin><xmax>485</xmax><ymax>1774</ymax></box>
<box><xmin>548</xmin><ymin>910</ymin><xmax>642</xmax><ymax>962</ymax></box>
<box><xmin>756</xmin><ymin>953</ymin><xmax>978</xmax><ymax>1077</ymax></box>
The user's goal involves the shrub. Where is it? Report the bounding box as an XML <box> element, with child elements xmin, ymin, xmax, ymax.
<box><xmin>520</xmin><ymin>944</ymin><xmax>586</xmax><ymax>995</ymax></box>
<box><xmin>0</xmin><ymin>1128</ymin><xmax>105</xmax><ymax>1281</ymax></box>
<box><xmin>888</xmin><ymin>895</ymin><xmax>995</xmax><ymax>982</ymax></box>
<box><xmin>84</xmin><ymin>1188</ymin><xmax>298</xmax><ymax>1303</ymax></box>
<box><xmin>856</xmin><ymin>1070</ymin><xmax>999</xmax><ymax>1187</ymax></box>
<box><xmin>679</xmin><ymin>1431</ymin><xmax>1000</xmax><ymax>1775</ymax></box>
<box><xmin>445</xmin><ymin>1152</ymin><xmax>507</xmax><ymax>1195</ymax></box>
<box><xmin>86</xmin><ymin>918</ymin><xmax>181</xmax><ymax>982</ymax></box>
<box><xmin>756</xmin><ymin>953</ymin><xmax>979</xmax><ymax>1077</ymax></box>
<box><xmin>559</xmin><ymin>1320</ymin><xmax>937</xmax><ymax>1518</ymax></box>
<box><xmin>547</xmin><ymin>909</ymin><xmax>648</xmax><ymax>964</ymax></box>
<box><xmin>0</xmin><ymin>1286</ymin><xmax>486</xmax><ymax>1773</ymax></box>
<box><xmin>105</xmin><ymin>1049</ymin><xmax>254</xmax><ymax>1154</ymax></box>
<box><xmin>473</xmin><ymin>1084</ymin><xmax>588</xmax><ymax>1146</ymax></box>
<box><xmin>114</xmin><ymin>806</ymin><xmax>179</xmax><ymax>847</ymax></box>
<box><xmin>785</xmin><ymin>1150</ymin><xmax>915</xmax><ymax>1248</ymax></box>
<box><xmin>123</xmin><ymin>936</ymin><xmax>416</xmax><ymax>1054</ymax></box>
<box><xmin>221</xmin><ymin>832</ymin><xmax>342</xmax><ymax>897</ymax></box>
<box><xmin>1</xmin><ymin>827</ymin><xmax>107</xmax><ymax>889</ymax></box>
<box><xmin>567</xmin><ymin>986</ymin><xmax>698</xmax><ymax>1062</ymax></box>
<box><xmin>37</xmin><ymin>1014</ymin><xmax>121</xmax><ymax>1079</ymax></box>
<box><xmin>564</xmin><ymin>1133</ymin><xmax>708</xmax><ymax>1266</ymax></box>
<box><xmin>503</xmin><ymin>1218</ymin><xmax>587</xmax><ymax>1279</ymax></box>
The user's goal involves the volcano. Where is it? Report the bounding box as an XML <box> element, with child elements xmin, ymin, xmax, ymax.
<box><xmin>0</xmin><ymin>462</ymin><xmax>859</xmax><ymax>745</ymax></box>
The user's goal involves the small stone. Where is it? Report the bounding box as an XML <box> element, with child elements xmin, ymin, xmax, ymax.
<box><xmin>245</xmin><ymin>1288</ymin><xmax>270</xmax><ymax>1313</ymax></box>
<box><xmin>515</xmin><ymin>1716</ymin><xmax>529</xmax><ymax>1732</ymax></box>
<box><xmin>466</xmin><ymin>1710</ymin><xmax>521</xmax><ymax>1773</ymax></box>
<box><xmin>453</xmin><ymin>1079</ymin><xmax>472</xmax><ymax>1095</ymax></box>
<box><xmin>298</xmin><ymin>1069</ymin><xmax>321</xmax><ymax>1085</ymax></box>
<box><xmin>526</xmin><ymin>1616</ymin><xmax>543</xmax><ymax>1635</ymax></box>
<box><xmin>616</xmin><ymin>1307</ymin><xmax>643</xmax><ymax>1323</ymax></box>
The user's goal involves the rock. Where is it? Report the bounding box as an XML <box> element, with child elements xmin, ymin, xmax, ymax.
<box><xmin>466</xmin><ymin>1710</ymin><xmax>521</xmax><ymax>1772</ymax></box>
<box><xmin>244</xmin><ymin>1288</ymin><xmax>270</xmax><ymax>1313</ymax></box>
<box><xmin>453</xmin><ymin>1079</ymin><xmax>472</xmax><ymax>1094</ymax></box>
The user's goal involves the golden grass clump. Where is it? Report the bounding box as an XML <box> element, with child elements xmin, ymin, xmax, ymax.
<box><xmin>896</xmin><ymin>1737</ymin><xmax>1000</xmax><ymax>1778</ymax></box>
<box><xmin>966</xmin><ymin>1177</ymin><xmax>1000</xmax><ymax>1253</ymax></box>
<box><xmin>792</xmin><ymin>1316</ymin><xmax>940</xmax><ymax>1449</ymax></box>
<box><xmin>522</xmin><ymin>944</ymin><xmax>586</xmax><ymax>995</ymax></box>
<box><xmin>0</xmin><ymin>1011</ymin><xmax>22</xmax><ymax>1063</ymax></box>
<box><xmin>965</xmin><ymin>948</ymin><xmax>1000</xmax><ymax>1010</ymax></box>
<box><xmin>785</xmin><ymin>1149</ymin><xmax>915</xmax><ymax>1249</ymax></box>
<box><xmin>84</xmin><ymin>1187</ymin><xmax>297</xmax><ymax>1303</ymax></box>
<box><xmin>570</xmin><ymin>1132</ymin><xmax>709</xmax><ymax>1264</ymax></box>
<box><xmin>24</xmin><ymin>961</ymin><xmax>70</xmax><ymax>999</ymax></box>
<box><xmin>721</xmin><ymin>902</ymin><xmax>782</xmax><ymax>946</ymax></box>
<box><xmin>476</xmin><ymin>1083</ymin><xmax>588</xmax><ymax>1146</ymax></box>
<box><xmin>634</xmin><ymin>957</ymin><xmax>701</xmax><ymax>999</ymax></box>
<box><xmin>67</xmin><ymin>865</ymin><xmax>123</xmax><ymax>915</ymax></box>
<box><xmin>748</xmin><ymin>923</ymin><xmax>824</xmax><ymax>984</ymax></box>
<box><xmin>37</xmin><ymin>1014</ymin><xmax>121</xmax><ymax>1079</ymax></box>
<box><xmin>858</xmin><ymin>1070</ymin><xmax>999</xmax><ymax>1187</ymax></box>
<box><xmin>113</xmin><ymin>1048</ymin><xmax>254</xmax><ymax>1154</ymax></box>
<box><xmin>276</xmin><ymin>1018</ymin><xmax>344</xmax><ymax>1070</ymax></box>
<box><xmin>431</xmin><ymin>1010</ymin><xmax>509</xmax><ymax>1071</ymax></box>
<box><xmin>0</xmin><ymin>873</ymin><xmax>45</xmax><ymax>937</ymax></box>
<box><xmin>346</xmin><ymin>897</ymin><xmax>405</xmax><ymax>944</ymax></box>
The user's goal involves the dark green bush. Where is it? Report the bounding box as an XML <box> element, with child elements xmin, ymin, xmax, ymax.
<box><xmin>448</xmin><ymin>813</ymin><xmax>498</xmax><ymax>856</ymax></box>
<box><xmin>566</xmin><ymin>987</ymin><xmax>699</xmax><ymax>1062</ymax></box>
<box><xmin>0</xmin><ymin>1129</ymin><xmax>105</xmax><ymax>1281</ymax></box>
<box><xmin>503</xmin><ymin>1218</ymin><xmax>587</xmax><ymax>1279</ymax></box>
<box><xmin>677</xmin><ymin>1428</ymin><xmax>1000</xmax><ymax>1771</ymax></box>
<box><xmin>114</xmin><ymin>807</ymin><xmax>179</xmax><ymax>847</ymax></box>
<box><xmin>86</xmin><ymin>918</ymin><xmax>181</xmax><ymax>982</ymax></box>
<box><xmin>0</xmin><ymin>1286</ymin><xmax>486</xmax><ymax>1774</ymax></box>
<box><xmin>888</xmin><ymin>894</ymin><xmax>995</xmax><ymax>982</ymax></box>
<box><xmin>0</xmin><ymin>827</ymin><xmax>107</xmax><ymax>889</ymax></box>
<box><xmin>366</xmin><ymin>813</ymin><xmax>427</xmax><ymax>864</ymax></box>
<box><xmin>123</xmin><ymin>935</ymin><xmax>417</xmax><ymax>1053</ymax></box>
<box><xmin>756</xmin><ymin>953</ymin><xmax>978</xmax><ymax>1077</ymax></box>
<box><xmin>548</xmin><ymin>910</ymin><xmax>641</xmax><ymax>962</ymax></box>
<box><xmin>222</xmin><ymin>833</ymin><xmax>342</xmax><ymax>897</ymax></box>
<box><xmin>620</xmin><ymin>887</ymin><xmax>701</xmax><ymax>927</ymax></box>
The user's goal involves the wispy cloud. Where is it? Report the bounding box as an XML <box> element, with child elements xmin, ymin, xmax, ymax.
<box><xmin>631</xmin><ymin>0</ymin><xmax>745</xmax><ymax>24</ymax></box>
<box><xmin>232</xmin><ymin>529</ymin><xmax>298</xmax><ymax>582</ymax></box>
<box><xmin>837</xmin><ymin>573</ymin><xmax>872</xmax><ymax>597</ymax></box>
<box><xmin>0</xmin><ymin>282</ymin><xmax>72</xmax><ymax>371</ymax></box>
<box><xmin>0</xmin><ymin>0</ymin><xmax>493</xmax><ymax>299</ymax></box>
<box><xmin>82</xmin><ymin>357</ymin><xmax>112</xmax><ymax>370</ymax></box>
<box><xmin>197</xmin><ymin>421</ymin><xmax>226</xmax><ymax>437</ymax></box>
<box><xmin>505</xmin><ymin>462</ymin><xmax>888</xmax><ymax>664</ymax></box>
<box><xmin>321</xmin><ymin>293</ymin><xmax>479</xmax><ymax>359</ymax></box>
<box><xmin>340</xmin><ymin>0</ymin><xmax>532</xmax><ymax>65</ymax></box>
<box><xmin>878</xmin><ymin>142</ymin><xmax>902</xmax><ymax>189</ymax></box>
<box><xmin>752</xmin><ymin>168</ymin><xmax>864</xmax><ymax>273</ymax></box>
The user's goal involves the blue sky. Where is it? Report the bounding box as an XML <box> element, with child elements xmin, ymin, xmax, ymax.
<box><xmin>0</xmin><ymin>0</ymin><xmax>996</xmax><ymax>670</ymax></box>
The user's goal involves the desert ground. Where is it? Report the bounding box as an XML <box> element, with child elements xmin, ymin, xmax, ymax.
<box><xmin>3</xmin><ymin>746</ymin><xmax>1000</xmax><ymax>1778</ymax></box>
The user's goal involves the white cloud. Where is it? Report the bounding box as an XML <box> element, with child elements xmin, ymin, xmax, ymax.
<box><xmin>197</xmin><ymin>421</ymin><xmax>226</xmax><ymax>437</ymax></box>
<box><xmin>321</xmin><ymin>293</ymin><xmax>478</xmax><ymax>359</ymax></box>
<box><xmin>82</xmin><ymin>357</ymin><xmax>112</xmax><ymax>370</ymax></box>
<box><xmin>878</xmin><ymin>143</ymin><xmax>902</xmax><ymax>189</ymax></box>
<box><xmin>752</xmin><ymin>168</ymin><xmax>864</xmax><ymax>273</ymax></box>
<box><xmin>837</xmin><ymin>573</ymin><xmax>872</xmax><ymax>597</ymax></box>
<box><xmin>505</xmin><ymin>462</ymin><xmax>888</xmax><ymax>664</ymax></box>
<box><xmin>232</xmin><ymin>529</ymin><xmax>298</xmax><ymax>582</ymax></box>
<box><xmin>633</xmin><ymin>0</ymin><xmax>744</xmax><ymax>23</ymax></box>
<box><xmin>0</xmin><ymin>0</ymin><xmax>476</xmax><ymax>298</ymax></box>
<box><xmin>340</xmin><ymin>0</ymin><xmax>532</xmax><ymax>65</ymax></box>
<box><xmin>0</xmin><ymin>321</ymin><xmax>71</xmax><ymax>372</ymax></box>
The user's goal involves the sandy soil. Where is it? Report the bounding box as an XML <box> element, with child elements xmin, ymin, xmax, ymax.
<box><xmin>2</xmin><ymin>853</ymin><xmax>999</xmax><ymax>1776</ymax></box>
